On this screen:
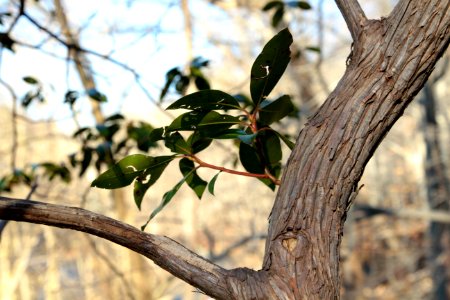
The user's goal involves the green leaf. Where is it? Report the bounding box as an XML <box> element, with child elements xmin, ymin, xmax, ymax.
<box><xmin>187</xmin><ymin>132</ymin><xmax>213</xmax><ymax>154</ymax></box>
<box><xmin>127</xmin><ymin>121</ymin><xmax>157</xmax><ymax>152</ymax></box>
<box><xmin>133</xmin><ymin>156</ymin><xmax>174</xmax><ymax>209</ymax></box>
<box><xmin>305</xmin><ymin>46</ymin><xmax>320</xmax><ymax>53</ymax></box>
<box><xmin>164</xmin><ymin>132</ymin><xmax>191</xmax><ymax>154</ymax></box>
<box><xmin>168</xmin><ymin>110</ymin><xmax>209</xmax><ymax>131</ymax></box>
<box><xmin>91</xmin><ymin>154</ymin><xmax>156</xmax><ymax>189</ymax></box>
<box><xmin>272</xmin><ymin>6</ymin><xmax>284</xmax><ymax>27</ymax></box>
<box><xmin>212</xmin><ymin>128</ymin><xmax>250</xmax><ymax>139</ymax></box>
<box><xmin>239</xmin><ymin>142</ymin><xmax>264</xmax><ymax>174</ymax></box>
<box><xmin>198</xmin><ymin>111</ymin><xmax>241</xmax><ymax>127</ymax></box>
<box><xmin>287</xmin><ymin>1</ymin><xmax>312</xmax><ymax>9</ymax></box>
<box><xmin>175</xmin><ymin>75</ymin><xmax>190</xmax><ymax>93</ymax></box>
<box><xmin>208</xmin><ymin>172</ymin><xmax>221</xmax><ymax>195</ymax></box>
<box><xmin>166</xmin><ymin>90</ymin><xmax>241</xmax><ymax>111</ymax></box>
<box><xmin>250</xmin><ymin>28</ymin><xmax>293</xmax><ymax>106</ymax></box>
<box><xmin>0</xmin><ymin>32</ymin><xmax>15</xmax><ymax>52</ymax></box>
<box><xmin>238</xmin><ymin>133</ymin><xmax>258</xmax><ymax>144</ymax></box>
<box><xmin>88</xmin><ymin>88</ymin><xmax>107</xmax><ymax>102</ymax></box>
<box><xmin>141</xmin><ymin>170</ymin><xmax>194</xmax><ymax>229</ymax></box>
<box><xmin>262</xmin><ymin>1</ymin><xmax>283</xmax><ymax>11</ymax></box>
<box><xmin>160</xmin><ymin>67</ymin><xmax>181</xmax><ymax>101</ymax></box>
<box><xmin>194</xmin><ymin>76</ymin><xmax>211</xmax><ymax>90</ymax></box>
<box><xmin>179</xmin><ymin>158</ymin><xmax>207</xmax><ymax>199</ymax></box>
<box><xmin>259</xmin><ymin>95</ymin><xmax>294</xmax><ymax>125</ymax></box>
<box><xmin>259</xmin><ymin>130</ymin><xmax>282</xmax><ymax>167</ymax></box>
<box><xmin>23</xmin><ymin>76</ymin><xmax>39</xmax><ymax>85</ymax></box>
<box><xmin>273</xmin><ymin>130</ymin><xmax>295</xmax><ymax>150</ymax></box>
<box><xmin>64</xmin><ymin>90</ymin><xmax>79</xmax><ymax>105</ymax></box>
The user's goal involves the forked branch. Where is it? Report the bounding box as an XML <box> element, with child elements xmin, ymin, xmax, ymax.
<box><xmin>335</xmin><ymin>0</ymin><xmax>368</xmax><ymax>41</ymax></box>
<box><xmin>0</xmin><ymin>197</ymin><xmax>232</xmax><ymax>299</ymax></box>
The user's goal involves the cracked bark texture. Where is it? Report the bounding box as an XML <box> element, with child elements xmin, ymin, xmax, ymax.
<box><xmin>0</xmin><ymin>0</ymin><xmax>449</xmax><ymax>299</ymax></box>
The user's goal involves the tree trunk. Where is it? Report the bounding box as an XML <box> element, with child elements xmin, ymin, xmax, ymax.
<box><xmin>0</xmin><ymin>0</ymin><xmax>449</xmax><ymax>299</ymax></box>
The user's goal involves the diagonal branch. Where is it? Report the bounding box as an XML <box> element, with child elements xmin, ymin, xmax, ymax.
<box><xmin>335</xmin><ymin>0</ymin><xmax>368</xmax><ymax>41</ymax></box>
<box><xmin>0</xmin><ymin>196</ymin><xmax>232</xmax><ymax>299</ymax></box>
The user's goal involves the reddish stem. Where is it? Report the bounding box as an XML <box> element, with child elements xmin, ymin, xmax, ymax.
<box><xmin>189</xmin><ymin>155</ymin><xmax>280</xmax><ymax>185</ymax></box>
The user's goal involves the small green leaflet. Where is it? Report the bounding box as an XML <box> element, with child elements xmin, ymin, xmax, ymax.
<box><xmin>141</xmin><ymin>169</ymin><xmax>195</xmax><ymax>230</ymax></box>
<box><xmin>166</xmin><ymin>90</ymin><xmax>241</xmax><ymax>111</ymax></box>
<box><xmin>208</xmin><ymin>172</ymin><xmax>221</xmax><ymax>195</ymax></box>
<box><xmin>92</xmin><ymin>154</ymin><xmax>156</xmax><ymax>189</ymax></box>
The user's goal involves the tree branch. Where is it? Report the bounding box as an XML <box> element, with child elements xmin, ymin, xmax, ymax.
<box><xmin>335</xmin><ymin>0</ymin><xmax>367</xmax><ymax>41</ymax></box>
<box><xmin>0</xmin><ymin>197</ymin><xmax>232</xmax><ymax>299</ymax></box>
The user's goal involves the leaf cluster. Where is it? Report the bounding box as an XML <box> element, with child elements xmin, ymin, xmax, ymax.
<box><xmin>92</xmin><ymin>29</ymin><xmax>298</xmax><ymax>228</ymax></box>
<box><xmin>262</xmin><ymin>1</ymin><xmax>312</xmax><ymax>28</ymax></box>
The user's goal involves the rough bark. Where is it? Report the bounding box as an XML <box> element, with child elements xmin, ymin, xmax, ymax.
<box><xmin>0</xmin><ymin>0</ymin><xmax>449</xmax><ymax>299</ymax></box>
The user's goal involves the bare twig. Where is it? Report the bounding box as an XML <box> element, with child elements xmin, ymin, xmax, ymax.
<box><xmin>334</xmin><ymin>0</ymin><xmax>367</xmax><ymax>41</ymax></box>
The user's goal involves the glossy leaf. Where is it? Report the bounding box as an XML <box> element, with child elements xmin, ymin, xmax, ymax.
<box><xmin>208</xmin><ymin>172</ymin><xmax>221</xmax><ymax>195</ymax></box>
<box><xmin>259</xmin><ymin>130</ymin><xmax>282</xmax><ymax>167</ymax></box>
<box><xmin>187</xmin><ymin>132</ymin><xmax>213</xmax><ymax>154</ymax></box>
<box><xmin>306</xmin><ymin>46</ymin><xmax>320</xmax><ymax>53</ymax></box>
<box><xmin>164</xmin><ymin>132</ymin><xmax>191</xmax><ymax>154</ymax></box>
<box><xmin>133</xmin><ymin>156</ymin><xmax>174</xmax><ymax>209</ymax></box>
<box><xmin>91</xmin><ymin>154</ymin><xmax>156</xmax><ymax>189</ymax></box>
<box><xmin>250</xmin><ymin>28</ymin><xmax>292</xmax><ymax>106</ymax></box>
<box><xmin>179</xmin><ymin>158</ymin><xmax>207</xmax><ymax>199</ymax></box>
<box><xmin>198</xmin><ymin>111</ymin><xmax>241</xmax><ymax>127</ymax></box>
<box><xmin>239</xmin><ymin>142</ymin><xmax>264</xmax><ymax>174</ymax></box>
<box><xmin>259</xmin><ymin>95</ymin><xmax>294</xmax><ymax>125</ymax></box>
<box><xmin>168</xmin><ymin>110</ymin><xmax>209</xmax><ymax>131</ymax></box>
<box><xmin>166</xmin><ymin>90</ymin><xmax>241</xmax><ymax>111</ymax></box>
<box><xmin>175</xmin><ymin>75</ymin><xmax>190</xmax><ymax>93</ymax></box>
<box><xmin>194</xmin><ymin>76</ymin><xmax>211</xmax><ymax>90</ymax></box>
<box><xmin>142</xmin><ymin>170</ymin><xmax>194</xmax><ymax>229</ymax></box>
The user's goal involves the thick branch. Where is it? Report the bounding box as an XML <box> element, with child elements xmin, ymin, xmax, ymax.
<box><xmin>335</xmin><ymin>0</ymin><xmax>367</xmax><ymax>41</ymax></box>
<box><xmin>0</xmin><ymin>197</ymin><xmax>232</xmax><ymax>299</ymax></box>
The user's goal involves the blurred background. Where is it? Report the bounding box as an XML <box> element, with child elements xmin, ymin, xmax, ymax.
<box><xmin>0</xmin><ymin>0</ymin><xmax>449</xmax><ymax>299</ymax></box>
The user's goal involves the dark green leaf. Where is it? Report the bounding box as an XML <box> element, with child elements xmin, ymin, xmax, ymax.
<box><xmin>271</xmin><ymin>6</ymin><xmax>284</xmax><ymax>27</ymax></box>
<box><xmin>105</xmin><ymin>114</ymin><xmax>125</xmax><ymax>122</ymax></box>
<box><xmin>305</xmin><ymin>46</ymin><xmax>320</xmax><ymax>53</ymax></box>
<box><xmin>194</xmin><ymin>76</ymin><xmax>211</xmax><ymax>90</ymax></box>
<box><xmin>164</xmin><ymin>132</ymin><xmax>191</xmax><ymax>154</ymax></box>
<box><xmin>212</xmin><ymin>128</ymin><xmax>248</xmax><ymax>139</ymax></box>
<box><xmin>91</xmin><ymin>154</ymin><xmax>156</xmax><ymax>189</ymax></box>
<box><xmin>259</xmin><ymin>95</ymin><xmax>294</xmax><ymax>125</ymax></box>
<box><xmin>233</xmin><ymin>94</ymin><xmax>253</xmax><ymax>108</ymax></box>
<box><xmin>208</xmin><ymin>172</ymin><xmax>221</xmax><ymax>195</ymax></box>
<box><xmin>168</xmin><ymin>110</ymin><xmax>209</xmax><ymax>131</ymax></box>
<box><xmin>23</xmin><ymin>76</ymin><xmax>39</xmax><ymax>85</ymax></box>
<box><xmin>198</xmin><ymin>111</ymin><xmax>241</xmax><ymax>127</ymax></box>
<box><xmin>0</xmin><ymin>32</ymin><xmax>15</xmax><ymax>52</ymax></box>
<box><xmin>273</xmin><ymin>130</ymin><xmax>295</xmax><ymax>150</ymax></box>
<box><xmin>259</xmin><ymin>130</ymin><xmax>282</xmax><ymax>167</ymax></box>
<box><xmin>127</xmin><ymin>121</ymin><xmax>157</xmax><ymax>152</ymax></box>
<box><xmin>239</xmin><ymin>142</ymin><xmax>264</xmax><ymax>174</ymax></box>
<box><xmin>64</xmin><ymin>90</ymin><xmax>79</xmax><ymax>105</ymax></box>
<box><xmin>238</xmin><ymin>133</ymin><xmax>258</xmax><ymax>144</ymax></box>
<box><xmin>148</xmin><ymin>127</ymin><xmax>165</xmax><ymax>143</ymax></box>
<box><xmin>166</xmin><ymin>90</ymin><xmax>241</xmax><ymax>111</ymax></box>
<box><xmin>160</xmin><ymin>67</ymin><xmax>181</xmax><ymax>101</ymax></box>
<box><xmin>262</xmin><ymin>1</ymin><xmax>283</xmax><ymax>11</ymax></box>
<box><xmin>88</xmin><ymin>88</ymin><xmax>107</xmax><ymax>102</ymax></box>
<box><xmin>287</xmin><ymin>1</ymin><xmax>312</xmax><ymax>9</ymax></box>
<box><xmin>79</xmin><ymin>147</ymin><xmax>93</xmax><ymax>177</ymax></box>
<box><xmin>141</xmin><ymin>170</ymin><xmax>194</xmax><ymax>229</ymax></box>
<box><xmin>175</xmin><ymin>75</ymin><xmax>190</xmax><ymax>94</ymax></box>
<box><xmin>250</xmin><ymin>28</ymin><xmax>293</xmax><ymax>106</ymax></box>
<box><xmin>133</xmin><ymin>156</ymin><xmax>174</xmax><ymax>209</ymax></box>
<box><xmin>187</xmin><ymin>132</ymin><xmax>213</xmax><ymax>154</ymax></box>
<box><xmin>179</xmin><ymin>158</ymin><xmax>207</xmax><ymax>199</ymax></box>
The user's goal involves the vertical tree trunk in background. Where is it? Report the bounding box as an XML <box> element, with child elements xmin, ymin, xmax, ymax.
<box><xmin>421</xmin><ymin>83</ymin><xmax>450</xmax><ymax>299</ymax></box>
